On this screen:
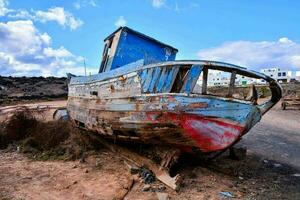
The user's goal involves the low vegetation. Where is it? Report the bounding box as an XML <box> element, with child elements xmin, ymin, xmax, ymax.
<box><xmin>0</xmin><ymin>108</ymin><xmax>102</xmax><ymax>160</ymax></box>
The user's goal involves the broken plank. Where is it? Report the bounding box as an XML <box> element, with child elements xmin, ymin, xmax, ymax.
<box><xmin>90</xmin><ymin>134</ymin><xmax>181</xmax><ymax>191</ymax></box>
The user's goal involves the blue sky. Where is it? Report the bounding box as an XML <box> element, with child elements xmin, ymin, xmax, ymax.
<box><xmin>0</xmin><ymin>0</ymin><xmax>300</xmax><ymax>76</ymax></box>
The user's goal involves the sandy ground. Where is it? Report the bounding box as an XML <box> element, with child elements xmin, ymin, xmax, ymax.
<box><xmin>0</xmin><ymin>100</ymin><xmax>300</xmax><ymax>200</ymax></box>
<box><xmin>242</xmin><ymin>103</ymin><xmax>300</xmax><ymax>169</ymax></box>
<box><xmin>0</xmin><ymin>100</ymin><xmax>66</xmax><ymax>122</ymax></box>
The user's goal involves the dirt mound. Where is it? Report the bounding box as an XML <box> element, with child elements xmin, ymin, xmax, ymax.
<box><xmin>0</xmin><ymin>108</ymin><xmax>102</xmax><ymax>160</ymax></box>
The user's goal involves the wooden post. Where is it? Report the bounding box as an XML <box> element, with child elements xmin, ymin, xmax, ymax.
<box><xmin>202</xmin><ymin>67</ymin><xmax>208</xmax><ymax>95</ymax></box>
<box><xmin>228</xmin><ymin>71</ymin><xmax>236</xmax><ymax>97</ymax></box>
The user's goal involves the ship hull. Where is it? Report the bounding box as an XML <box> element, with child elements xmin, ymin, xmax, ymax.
<box><xmin>67</xmin><ymin>94</ymin><xmax>261</xmax><ymax>153</ymax></box>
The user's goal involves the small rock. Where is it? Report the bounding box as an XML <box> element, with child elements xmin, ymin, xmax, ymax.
<box><xmin>157</xmin><ymin>185</ymin><xmax>166</xmax><ymax>192</ymax></box>
<box><xmin>156</xmin><ymin>192</ymin><xmax>170</xmax><ymax>200</ymax></box>
<box><xmin>263</xmin><ymin>160</ymin><xmax>268</xmax><ymax>164</ymax></box>
<box><xmin>293</xmin><ymin>173</ymin><xmax>300</xmax><ymax>177</ymax></box>
<box><xmin>238</xmin><ymin>176</ymin><xmax>244</xmax><ymax>180</ymax></box>
<box><xmin>140</xmin><ymin>167</ymin><xmax>155</xmax><ymax>184</ymax></box>
<box><xmin>130</xmin><ymin>166</ymin><xmax>140</xmax><ymax>175</ymax></box>
<box><xmin>235</xmin><ymin>191</ymin><xmax>244</xmax><ymax>198</ymax></box>
<box><xmin>142</xmin><ymin>184</ymin><xmax>151</xmax><ymax>192</ymax></box>
<box><xmin>72</xmin><ymin>165</ymin><xmax>78</xmax><ymax>169</ymax></box>
<box><xmin>274</xmin><ymin>163</ymin><xmax>282</xmax><ymax>167</ymax></box>
<box><xmin>85</xmin><ymin>169</ymin><xmax>89</xmax><ymax>173</ymax></box>
<box><xmin>219</xmin><ymin>191</ymin><xmax>234</xmax><ymax>198</ymax></box>
<box><xmin>65</xmin><ymin>181</ymin><xmax>78</xmax><ymax>189</ymax></box>
<box><xmin>79</xmin><ymin>157</ymin><xmax>85</xmax><ymax>163</ymax></box>
<box><xmin>95</xmin><ymin>160</ymin><xmax>101</xmax><ymax>168</ymax></box>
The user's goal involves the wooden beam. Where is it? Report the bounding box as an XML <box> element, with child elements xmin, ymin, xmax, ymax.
<box><xmin>228</xmin><ymin>71</ymin><xmax>236</xmax><ymax>97</ymax></box>
<box><xmin>90</xmin><ymin>134</ymin><xmax>181</xmax><ymax>191</ymax></box>
<box><xmin>180</xmin><ymin>65</ymin><xmax>203</xmax><ymax>94</ymax></box>
<box><xmin>202</xmin><ymin>67</ymin><xmax>208</xmax><ymax>95</ymax></box>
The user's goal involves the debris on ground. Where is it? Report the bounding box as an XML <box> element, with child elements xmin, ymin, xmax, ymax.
<box><xmin>139</xmin><ymin>166</ymin><xmax>156</xmax><ymax>184</ymax></box>
<box><xmin>156</xmin><ymin>192</ymin><xmax>170</xmax><ymax>200</ymax></box>
<box><xmin>142</xmin><ymin>184</ymin><xmax>151</xmax><ymax>192</ymax></box>
<box><xmin>219</xmin><ymin>191</ymin><xmax>234</xmax><ymax>198</ymax></box>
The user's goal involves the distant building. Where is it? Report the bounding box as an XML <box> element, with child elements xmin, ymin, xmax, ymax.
<box><xmin>207</xmin><ymin>70</ymin><xmax>230</xmax><ymax>86</ymax></box>
<box><xmin>206</xmin><ymin>70</ymin><xmax>257</xmax><ymax>86</ymax></box>
<box><xmin>197</xmin><ymin>70</ymin><xmax>258</xmax><ymax>87</ymax></box>
<box><xmin>260</xmin><ymin>68</ymin><xmax>292</xmax><ymax>83</ymax></box>
<box><xmin>195</xmin><ymin>67</ymin><xmax>299</xmax><ymax>88</ymax></box>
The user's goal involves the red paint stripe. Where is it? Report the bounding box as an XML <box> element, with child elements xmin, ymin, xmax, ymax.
<box><xmin>145</xmin><ymin>112</ymin><xmax>245</xmax><ymax>152</ymax></box>
<box><xmin>180</xmin><ymin>115</ymin><xmax>244</xmax><ymax>152</ymax></box>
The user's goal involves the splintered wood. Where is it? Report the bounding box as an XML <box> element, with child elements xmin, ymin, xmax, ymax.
<box><xmin>93</xmin><ymin>136</ymin><xmax>181</xmax><ymax>191</ymax></box>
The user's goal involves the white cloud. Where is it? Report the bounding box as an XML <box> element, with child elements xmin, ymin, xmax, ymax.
<box><xmin>0</xmin><ymin>0</ymin><xmax>10</xmax><ymax>16</ymax></box>
<box><xmin>151</xmin><ymin>0</ymin><xmax>199</xmax><ymax>12</ymax></box>
<box><xmin>7</xmin><ymin>9</ymin><xmax>33</xmax><ymax>19</ymax></box>
<box><xmin>197</xmin><ymin>37</ymin><xmax>300</xmax><ymax>70</ymax></box>
<box><xmin>74</xmin><ymin>0</ymin><xmax>97</xmax><ymax>9</ymax></box>
<box><xmin>35</xmin><ymin>7</ymin><xmax>83</xmax><ymax>30</ymax></box>
<box><xmin>152</xmin><ymin>0</ymin><xmax>165</xmax><ymax>8</ymax></box>
<box><xmin>115</xmin><ymin>16</ymin><xmax>126</xmax><ymax>27</ymax></box>
<box><xmin>43</xmin><ymin>47</ymin><xmax>73</xmax><ymax>58</ymax></box>
<box><xmin>40</xmin><ymin>33</ymin><xmax>51</xmax><ymax>45</ymax></box>
<box><xmin>6</xmin><ymin>5</ymin><xmax>83</xmax><ymax>30</ymax></box>
<box><xmin>0</xmin><ymin>20</ymin><xmax>94</xmax><ymax>77</ymax></box>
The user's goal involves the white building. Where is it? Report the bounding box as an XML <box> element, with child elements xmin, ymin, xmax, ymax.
<box><xmin>195</xmin><ymin>68</ymin><xmax>299</xmax><ymax>89</ymax></box>
<box><xmin>207</xmin><ymin>70</ymin><xmax>230</xmax><ymax>86</ymax></box>
<box><xmin>206</xmin><ymin>70</ymin><xmax>258</xmax><ymax>86</ymax></box>
<box><xmin>260</xmin><ymin>68</ymin><xmax>292</xmax><ymax>83</ymax></box>
<box><xmin>196</xmin><ymin>70</ymin><xmax>258</xmax><ymax>87</ymax></box>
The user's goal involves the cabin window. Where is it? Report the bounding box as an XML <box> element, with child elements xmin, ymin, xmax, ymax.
<box><xmin>192</xmin><ymin>69</ymin><xmax>272</xmax><ymax>105</ymax></box>
<box><xmin>232</xmin><ymin>75</ymin><xmax>272</xmax><ymax>105</ymax></box>
<box><xmin>193</xmin><ymin>69</ymin><xmax>232</xmax><ymax>97</ymax></box>
<box><xmin>205</xmin><ymin>69</ymin><xmax>232</xmax><ymax>97</ymax></box>
<box><xmin>170</xmin><ymin>67</ymin><xmax>189</xmax><ymax>93</ymax></box>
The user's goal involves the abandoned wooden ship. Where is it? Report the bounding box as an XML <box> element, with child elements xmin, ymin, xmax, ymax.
<box><xmin>67</xmin><ymin>27</ymin><xmax>282</xmax><ymax>154</ymax></box>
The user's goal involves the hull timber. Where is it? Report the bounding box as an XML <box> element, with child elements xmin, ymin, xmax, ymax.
<box><xmin>67</xmin><ymin>60</ymin><xmax>282</xmax><ymax>153</ymax></box>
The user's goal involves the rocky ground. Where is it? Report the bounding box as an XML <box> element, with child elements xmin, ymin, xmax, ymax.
<box><xmin>0</xmin><ymin>101</ymin><xmax>299</xmax><ymax>200</ymax></box>
<box><xmin>0</xmin><ymin>76</ymin><xmax>67</xmax><ymax>106</ymax></box>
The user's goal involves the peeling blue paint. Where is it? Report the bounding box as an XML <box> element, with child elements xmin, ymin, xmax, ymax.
<box><xmin>101</xmin><ymin>27</ymin><xmax>178</xmax><ymax>72</ymax></box>
<box><xmin>181</xmin><ymin>65</ymin><xmax>203</xmax><ymax>93</ymax></box>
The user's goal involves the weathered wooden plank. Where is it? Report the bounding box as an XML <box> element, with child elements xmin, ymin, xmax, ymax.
<box><xmin>180</xmin><ymin>65</ymin><xmax>203</xmax><ymax>93</ymax></box>
<box><xmin>91</xmin><ymin>136</ymin><xmax>181</xmax><ymax>190</ymax></box>
<box><xmin>148</xmin><ymin>67</ymin><xmax>161</xmax><ymax>93</ymax></box>
<box><xmin>69</xmin><ymin>72</ymin><xmax>141</xmax><ymax>99</ymax></box>
<box><xmin>202</xmin><ymin>67</ymin><xmax>208</xmax><ymax>95</ymax></box>
<box><xmin>138</xmin><ymin>69</ymin><xmax>148</xmax><ymax>86</ymax></box>
<box><xmin>142</xmin><ymin>68</ymin><xmax>155</xmax><ymax>93</ymax></box>
<box><xmin>228</xmin><ymin>71</ymin><xmax>236</xmax><ymax>97</ymax></box>
<box><xmin>156</xmin><ymin>67</ymin><xmax>167</xmax><ymax>93</ymax></box>
<box><xmin>161</xmin><ymin>66</ymin><xmax>179</xmax><ymax>93</ymax></box>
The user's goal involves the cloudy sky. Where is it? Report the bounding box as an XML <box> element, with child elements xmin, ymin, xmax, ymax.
<box><xmin>0</xmin><ymin>0</ymin><xmax>300</xmax><ymax>77</ymax></box>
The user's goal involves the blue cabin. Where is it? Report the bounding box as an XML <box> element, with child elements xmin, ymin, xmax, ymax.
<box><xmin>99</xmin><ymin>27</ymin><xmax>178</xmax><ymax>73</ymax></box>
